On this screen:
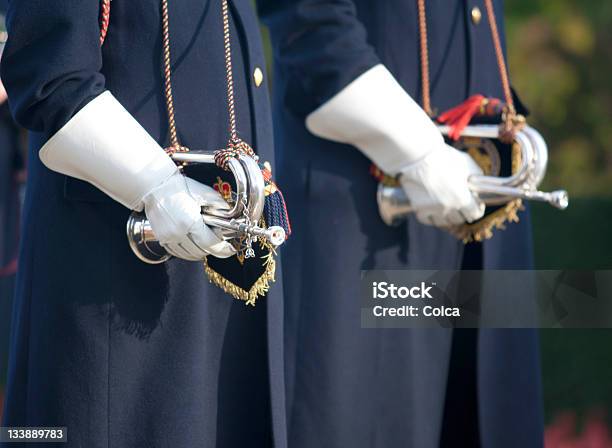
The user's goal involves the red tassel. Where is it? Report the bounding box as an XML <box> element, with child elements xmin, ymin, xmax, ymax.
<box><xmin>437</xmin><ymin>94</ymin><xmax>485</xmax><ymax>140</ymax></box>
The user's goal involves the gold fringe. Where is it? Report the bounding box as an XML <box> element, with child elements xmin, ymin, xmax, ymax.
<box><xmin>448</xmin><ymin>199</ymin><xmax>524</xmax><ymax>243</ymax></box>
<box><xmin>202</xmin><ymin>239</ymin><xmax>276</xmax><ymax>306</ymax></box>
<box><xmin>449</xmin><ymin>140</ymin><xmax>524</xmax><ymax>243</ymax></box>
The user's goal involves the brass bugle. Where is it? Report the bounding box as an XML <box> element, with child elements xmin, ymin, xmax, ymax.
<box><xmin>377</xmin><ymin>125</ymin><xmax>569</xmax><ymax>226</ymax></box>
<box><xmin>127</xmin><ymin>150</ymin><xmax>284</xmax><ymax>264</ymax></box>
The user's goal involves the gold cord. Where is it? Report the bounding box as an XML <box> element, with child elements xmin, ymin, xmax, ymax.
<box><xmin>417</xmin><ymin>0</ymin><xmax>514</xmax><ymax>115</ymax></box>
<box><xmin>221</xmin><ymin>0</ymin><xmax>239</xmax><ymax>144</ymax></box>
<box><xmin>417</xmin><ymin>0</ymin><xmax>432</xmax><ymax>116</ymax></box>
<box><xmin>160</xmin><ymin>0</ymin><xmax>186</xmax><ymax>153</ymax></box>
<box><xmin>483</xmin><ymin>0</ymin><xmax>514</xmax><ymax>113</ymax></box>
<box><xmin>160</xmin><ymin>0</ymin><xmax>239</xmax><ymax>154</ymax></box>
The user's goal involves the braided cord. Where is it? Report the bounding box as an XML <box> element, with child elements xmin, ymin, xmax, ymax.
<box><xmin>214</xmin><ymin>0</ymin><xmax>259</xmax><ymax>169</ymax></box>
<box><xmin>417</xmin><ymin>0</ymin><xmax>432</xmax><ymax>116</ymax></box>
<box><xmin>99</xmin><ymin>0</ymin><xmax>111</xmax><ymax>45</ymax></box>
<box><xmin>483</xmin><ymin>0</ymin><xmax>514</xmax><ymax>114</ymax></box>
<box><xmin>417</xmin><ymin>0</ymin><xmax>515</xmax><ymax>118</ymax></box>
<box><xmin>222</xmin><ymin>0</ymin><xmax>239</xmax><ymax>145</ymax></box>
<box><xmin>160</xmin><ymin>0</ymin><xmax>190</xmax><ymax>154</ymax></box>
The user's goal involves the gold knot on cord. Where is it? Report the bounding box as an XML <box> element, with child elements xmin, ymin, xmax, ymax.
<box><xmin>214</xmin><ymin>139</ymin><xmax>258</xmax><ymax>171</ymax></box>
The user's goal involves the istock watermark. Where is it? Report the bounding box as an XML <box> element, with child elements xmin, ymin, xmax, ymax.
<box><xmin>372</xmin><ymin>281</ymin><xmax>434</xmax><ymax>299</ymax></box>
<box><xmin>370</xmin><ymin>281</ymin><xmax>461</xmax><ymax>319</ymax></box>
<box><xmin>361</xmin><ymin>270</ymin><xmax>612</xmax><ymax>328</ymax></box>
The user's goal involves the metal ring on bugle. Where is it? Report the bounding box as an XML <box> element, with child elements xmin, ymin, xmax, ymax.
<box><xmin>126</xmin><ymin>150</ymin><xmax>285</xmax><ymax>264</ymax></box>
<box><xmin>377</xmin><ymin>125</ymin><xmax>569</xmax><ymax>227</ymax></box>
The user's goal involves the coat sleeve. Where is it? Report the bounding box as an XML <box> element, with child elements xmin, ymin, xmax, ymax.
<box><xmin>0</xmin><ymin>0</ymin><xmax>105</xmax><ymax>134</ymax></box>
<box><xmin>258</xmin><ymin>0</ymin><xmax>380</xmax><ymax>116</ymax></box>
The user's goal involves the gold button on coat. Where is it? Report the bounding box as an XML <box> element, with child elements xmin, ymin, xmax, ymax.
<box><xmin>253</xmin><ymin>67</ymin><xmax>264</xmax><ymax>87</ymax></box>
<box><xmin>471</xmin><ymin>7</ymin><xmax>482</xmax><ymax>25</ymax></box>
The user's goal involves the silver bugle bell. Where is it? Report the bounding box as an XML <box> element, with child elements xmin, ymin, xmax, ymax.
<box><xmin>377</xmin><ymin>125</ymin><xmax>569</xmax><ymax>226</ymax></box>
<box><xmin>127</xmin><ymin>150</ymin><xmax>285</xmax><ymax>264</ymax></box>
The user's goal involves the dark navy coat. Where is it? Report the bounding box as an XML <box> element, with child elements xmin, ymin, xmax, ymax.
<box><xmin>1</xmin><ymin>1</ymin><xmax>286</xmax><ymax>447</ymax></box>
<box><xmin>0</xmin><ymin>1</ymin><xmax>21</xmax><ymax>390</ymax></box>
<box><xmin>0</xmin><ymin>100</ymin><xmax>22</xmax><ymax>388</ymax></box>
<box><xmin>261</xmin><ymin>1</ymin><xmax>543</xmax><ymax>447</ymax></box>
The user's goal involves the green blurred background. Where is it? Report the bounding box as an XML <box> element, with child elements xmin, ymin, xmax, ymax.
<box><xmin>504</xmin><ymin>0</ymin><xmax>612</xmax><ymax>429</ymax></box>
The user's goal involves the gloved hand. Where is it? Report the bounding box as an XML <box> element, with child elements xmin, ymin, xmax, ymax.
<box><xmin>143</xmin><ymin>174</ymin><xmax>236</xmax><ymax>260</ymax></box>
<box><xmin>306</xmin><ymin>64</ymin><xmax>486</xmax><ymax>227</ymax></box>
<box><xmin>38</xmin><ymin>91</ymin><xmax>236</xmax><ymax>260</ymax></box>
<box><xmin>400</xmin><ymin>144</ymin><xmax>485</xmax><ymax>226</ymax></box>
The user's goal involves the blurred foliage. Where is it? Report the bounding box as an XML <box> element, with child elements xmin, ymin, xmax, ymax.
<box><xmin>505</xmin><ymin>1</ymin><xmax>612</xmax><ymax>197</ymax></box>
<box><xmin>533</xmin><ymin>200</ymin><xmax>612</xmax><ymax>424</ymax></box>
<box><xmin>532</xmin><ymin>200</ymin><xmax>612</xmax><ymax>269</ymax></box>
<box><xmin>540</xmin><ymin>328</ymin><xmax>612</xmax><ymax>428</ymax></box>
<box><xmin>509</xmin><ymin>2</ymin><xmax>612</xmax><ymax>421</ymax></box>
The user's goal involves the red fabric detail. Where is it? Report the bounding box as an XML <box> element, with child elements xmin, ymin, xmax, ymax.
<box><xmin>261</xmin><ymin>168</ymin><xmax>273</xmax><ymax>182</ymax></box>
<box><xmin>1</xmin><ymin>172</ymin><xmax>22</xmax><ymax>279</ymax></box>
<box><xmin>545</xmin><ymin>410</ymin><xmax>612</xmax><ymax>448</ymax></box>
<box><xmin>437</xmin><ymin>94</ymin><xmax>486</xmax><ymax>140</ymax></box>
<box><xmin>0</xmin><ymin>258</ymin><xmax>17</xmax><ymax>278</ymax></box>
<box><xmin>483</xmin><ymin>98</ymin><xmax>503</xmax><ymax>116</ymax></box>
<box><xmin>369</xmin><ymin>164</ymin><xmax>385</xmax><ymax>182</ymax></box>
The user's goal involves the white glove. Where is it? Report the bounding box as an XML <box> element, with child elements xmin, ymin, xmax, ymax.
<box><xmin>400</xmin><ymin>144</ymin><xmax>485</xmax><ymax>226</ymax></box>
<box><xmin>306</xmin><ymin>64</ymin><xmax>485</xmax><ymax>226</ymax></box>
<box><xmin>143</xmin><ymin>174</ymin><xmax>235</xmax><ymax>260</ymax></box>
<box><xmin>39</xmin><ymin>91</ymin><xmax>235</xmax><ymax>260</ymax></box>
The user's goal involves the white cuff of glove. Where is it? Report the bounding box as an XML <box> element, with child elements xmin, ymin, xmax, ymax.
<box><xmin>39</xmin><ymin>91</ymin><xmax>178</xmax><ymax>211</ymax></box>
<box><xmin>306</xmin><ymin>64</ymin><xmax>444</xmax><ymax>175</ymax></box>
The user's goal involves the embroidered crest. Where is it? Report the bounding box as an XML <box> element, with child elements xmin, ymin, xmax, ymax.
<box><xmin>213</xmin><ymin>176</ymin><xmax>233</xmax><ymax>202</ymax></box>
